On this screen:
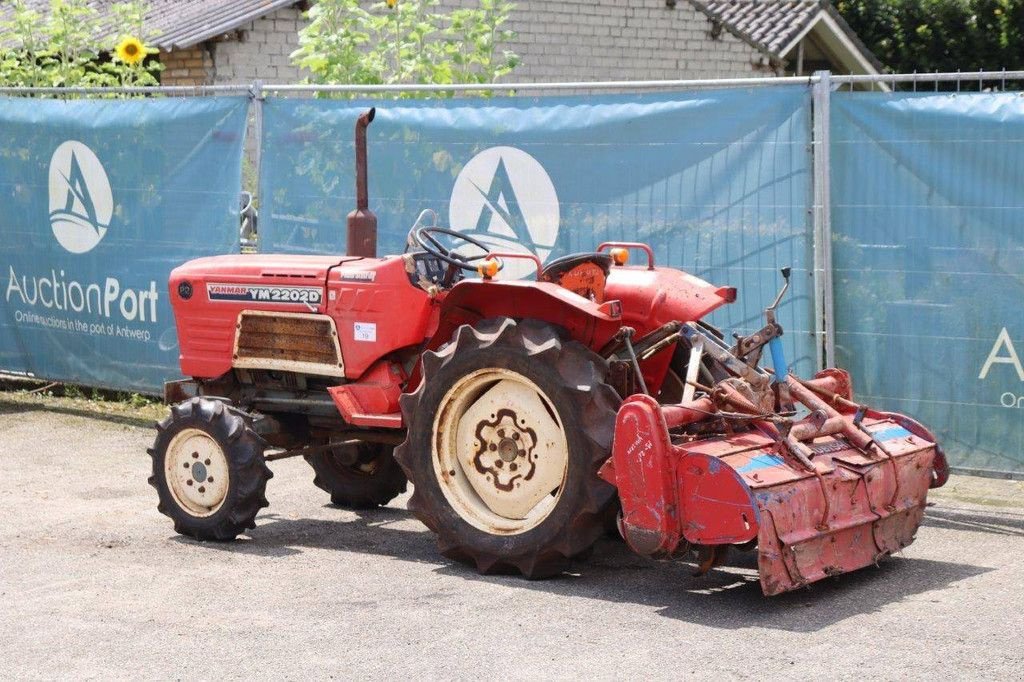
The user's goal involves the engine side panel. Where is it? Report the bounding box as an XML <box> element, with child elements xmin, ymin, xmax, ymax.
<box><xmin>326</xmin><ymin>257</ymin><xmax>437</xmax><ymax>379</ymax></box>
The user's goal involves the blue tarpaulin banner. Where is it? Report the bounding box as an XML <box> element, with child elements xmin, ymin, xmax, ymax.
<box><xmin>0</xmin><ymin>96</ymin><xmax>249</xmax><ymax>393</ymax></box>
<box><xmin>832</xmin><ymin>92</ymin><xmax>1024</xmax><ymax>474</ymax></box>
<box><xmin>259</xmin><ymin>88</ymin><xmax>816</xmax><ymax>375</ymax></box>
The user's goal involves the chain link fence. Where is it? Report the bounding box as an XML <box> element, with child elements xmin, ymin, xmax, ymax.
<box><xmin>1</xmin><ymin>70</ymin><xmax>1022</xmax><ymax>477</ymax></box>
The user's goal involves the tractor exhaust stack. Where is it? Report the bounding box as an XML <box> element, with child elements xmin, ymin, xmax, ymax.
<box><xmin>347</xmin><ymin>107</ymin><xmax>377</xmax><ymax>258</ymax></box>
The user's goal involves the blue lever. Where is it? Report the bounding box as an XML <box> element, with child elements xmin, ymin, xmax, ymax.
<box><xmin>768</xmin><ymin>337</ymin><xmax>787</xmax><ymax>382</ymax></box>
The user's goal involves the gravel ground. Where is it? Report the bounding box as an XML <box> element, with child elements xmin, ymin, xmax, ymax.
<box><xmin>1</xmin><ymin>391</ymin><xmax>1022</xmax><ymax>681</ymax></box>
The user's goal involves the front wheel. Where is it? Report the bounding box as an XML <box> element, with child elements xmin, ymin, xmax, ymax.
<box><xmin>148</xmin><ymin>397</ymin><xmax>271</xmax><ymax>540</ymax></box>
<box><xmin>395</xmin><ymin>318</ymin><xmax>620</xmax><ymax>578</ymax></box>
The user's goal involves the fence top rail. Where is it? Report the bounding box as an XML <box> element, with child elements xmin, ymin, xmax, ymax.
<box><xmin>261</xmin><ymin>75</ymin><xmax>819</xmax><ymax>94</ymax></box>
<box><xmin>833</xmin><ymin>70</ymin><xmax>1024</xmax><ymax>85</ymax></box>
<box><xmin>0</xmin><ymin>71</ymin><xmax>1021</xmax><ymax>96</ymax></box>
<box><xmin>0</xmin><ymin>84</ymin><xmax>254</xmax><ymax>96</ymax></box>
<box><xmin>0</xmin><ymin>76</ymin><xmax>816</xmax><ymax>97</ymax></box>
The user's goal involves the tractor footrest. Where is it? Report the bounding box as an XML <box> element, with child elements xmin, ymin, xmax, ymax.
<box><xmin>328</xmin><ymin>361</ymin><xmax>406</xmax><ymax>429</ymax></box>
<box><xmin>347</xmin><ymin>412</ymin><xmax>403</xmax><ymax>428</ymax></box>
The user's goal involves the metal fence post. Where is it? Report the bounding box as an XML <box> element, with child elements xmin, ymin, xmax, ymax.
<box><xmin>251</xmin><ymin>79</ymin><xmax>264</xmax><ymax>189</ymax></box>
<box><xmin>250</xmin><ymin>80</ymin><xmax>265</xmax><ymax>253</ymax></box>
<box><xmin>811</xmin><ymin>70</ymin><xmax>836</xmax><ymax>370</ymax></box>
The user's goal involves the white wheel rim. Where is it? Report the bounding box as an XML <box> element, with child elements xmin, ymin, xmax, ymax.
<box><xmin>165</xmin><ymin>428</ymin><xmax>230</xmax><ymax>517</ymax></box>
<box><xmin>432</xmin><ymin>368</ymin><xmax>569</xmax><ymax>535</ymax></box>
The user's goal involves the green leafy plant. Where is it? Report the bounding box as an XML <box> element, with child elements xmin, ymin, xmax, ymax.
<box><xmin>837</xmin><ymin>0</ymin><xmax>1024</xmax><ymax>83</ymax></box>
<box><xmin>127</xmin><ymin>391</ymin><xmax>155</xmax><ymax>408</ymax></box>
<box><xmin>0</xmin><ymin>0</ymin><xmax>163</xmax><ymax>90</ymax></box>
<box><xmin>291</xmin><ymin>0</ymin><xmax>519</xmax><ymax>96</ymax></box>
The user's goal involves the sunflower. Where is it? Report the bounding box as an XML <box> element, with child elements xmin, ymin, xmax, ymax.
<box><xmin>115</xmin><ymin>36</ymin><xmax>147</xmax><ymax>66</ymax></box>
<box><xmin>386</xmin><ymin>0</ymin><xmax>397</xmax><ymax>7</ymax></box>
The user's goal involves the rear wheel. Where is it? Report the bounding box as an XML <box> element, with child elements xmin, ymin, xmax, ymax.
<box><xmin>305</xmin><ymin>441</ymin><xmax>407</xmax><ymax>508</ymax></box>
<box><xmin>395</xmin><ymin>318</ymin><xmax>620</xmax><ymax>578</ymax></box>
<box><xmin>148</xmin><ymin>397</ymin><xmax>271</xmax><ymax>541</ymax></box>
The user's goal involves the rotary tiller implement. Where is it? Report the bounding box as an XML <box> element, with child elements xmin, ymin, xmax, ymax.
<box><xmin>601</xmin><ymin>316</ymin><xmax>949</xmax><ymax>595</ymax></box>
<box><xmin>151</xmin><ymin>108</ymin><xmax>947</xmax><ymax>596</ymax></box>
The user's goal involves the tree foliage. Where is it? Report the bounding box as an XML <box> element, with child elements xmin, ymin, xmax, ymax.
<box><xmin>837</xmin><ymin>0</ymin><xmax>1024</xmax><ymax>76</ymax></box>
<box><xmin>0</xmin><ymin>0</ymin><xmax>162</xmax><ymax>88</ymax></box>
<box><xmin>291</xmin><ymin>0</ymin><xmax>519</xmax><ymax>95</ymax></box>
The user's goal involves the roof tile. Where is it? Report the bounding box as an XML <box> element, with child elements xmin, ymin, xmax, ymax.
<box><xmin>0</xmin><ymin>0</ymin><xmax>301</xmax><ymax>50</ymax></box>
<box><xmin>689</xmin><ymin>0</ymin><xmax>821</xmax><ymax>57</ymax></box>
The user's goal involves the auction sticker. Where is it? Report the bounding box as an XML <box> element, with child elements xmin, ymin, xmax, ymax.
<box><xmin>354</xmin><ymin>322</ymin><xmax>377</xmax><ymax>342</ymax></box>
<box><xmin>206</xmin><ymin>283</ymin><xmax>323</xmax><ymax>305</ymax></box>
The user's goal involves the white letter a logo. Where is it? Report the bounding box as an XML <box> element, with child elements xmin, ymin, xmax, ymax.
<box><xmin>48</xmin><ymin>140</ymin><xmax>113</xmax><ymax>254</ymax></box>
<box><xmin>978</xmin><ymin>327</ymin><xmax>1024</xmax><ymax>380</ymax></box>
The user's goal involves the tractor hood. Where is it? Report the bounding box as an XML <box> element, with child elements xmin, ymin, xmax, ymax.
<box><xmin>169</xmin><ymin>254</ymin><xmax>363</xmax><ymax>381</ymax></box>
<box><xmin>172</xmin><ymin>254</ymin><xmax>360</xmax><ymax>281</ymax></box>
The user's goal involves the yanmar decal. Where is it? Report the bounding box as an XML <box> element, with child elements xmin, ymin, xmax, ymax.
<box><xmin>206</xmin><ymin>283</ymin><xmax>323</xmax><ymax>305</ymax></box>
<box><xmin>338</xmin><ymin>270</ymin><xmax>375</xmax><ymax>282</ymax></box>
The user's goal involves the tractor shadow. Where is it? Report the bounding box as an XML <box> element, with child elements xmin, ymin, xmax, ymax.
<box><xmin>178</xmin><ymin>503</ymin><xmax>992</xmax><ymax>633</ymax></box>
<box><xmin>173</xmin><ymin>504</ymin><xmax>446</xmax><ymax>565</ymax></box>
<box><xmin>920</xmin><ymin>504</ymin><xmax>1024</xmax><ymax>537</ymax></box>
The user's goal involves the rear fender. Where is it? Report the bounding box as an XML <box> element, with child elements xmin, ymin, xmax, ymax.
<box><xmin>429</xmin><ymin>279</ymin><xmax>624</xmax><ymax>353</ymax></box>
<box><xmin>604</xmin><ymin>266</ymin><xmax>736</xmax><ymax>394</ymax></box>
<box><xmin>604</xmin><ymin>266</ymin><xmax>736</xmax><ymax>331</ymax></box>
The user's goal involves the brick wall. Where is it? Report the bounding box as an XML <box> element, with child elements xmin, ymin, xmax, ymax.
<box><xmin>159</xmin><ymin>46</ymin><xmax>214</xmax><ymax>86</ymax></box>
<box><xmin>160</xmin><ymin>1</ymin><xmax>776</xmax><ymax>88</ymax></box>
<box><xmin>447</xmin><ymin>0</ymin><xmax>775</xmax><ymax>81</ymax></box>
<box><xmin>210</xmin><ymin>6</ymin><xmax>308</xmax><ymax>85</ymax></box>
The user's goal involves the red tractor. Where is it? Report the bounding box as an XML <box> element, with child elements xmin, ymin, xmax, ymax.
<box><xmin>150</xmin><ymin>108</ymin><xmax>948</xmax><ymax>595</ymax></box>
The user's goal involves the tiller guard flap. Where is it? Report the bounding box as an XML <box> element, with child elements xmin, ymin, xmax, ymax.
<box><xmin>600</xmin><ymin>393</ymin><xmax>941</xmax><ymax>596</ymax></box>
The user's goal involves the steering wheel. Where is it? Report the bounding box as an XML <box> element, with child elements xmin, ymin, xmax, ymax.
<box><xmin>412</xmin><ymin>226</ymin><xmax>502</xmax><ymax>272</ymax></box>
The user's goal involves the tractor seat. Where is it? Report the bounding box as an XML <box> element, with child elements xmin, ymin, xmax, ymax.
<box><xmin>539</xmin><ymin>252</ymin><xmax>613</xmax><ymax>303</ymax></box>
